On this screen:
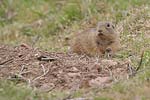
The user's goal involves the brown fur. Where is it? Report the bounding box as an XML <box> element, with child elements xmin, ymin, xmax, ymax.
<box><xmin>69</xmin><ymin>21</ymin><xmax>121</xmax><ymax>56</ymax></box>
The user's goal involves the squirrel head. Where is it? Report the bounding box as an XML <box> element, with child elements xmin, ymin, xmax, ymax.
<box><xmin>96</xmin><ymin>21</ymin><xmax>118</xmax><ymax>40</ymax></box>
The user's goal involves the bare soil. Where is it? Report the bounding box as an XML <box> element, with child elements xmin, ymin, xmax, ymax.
<box><xmin>0</xmin><ymin>44</ymin><xmax>131</xmax><ymax>91</ymax></box>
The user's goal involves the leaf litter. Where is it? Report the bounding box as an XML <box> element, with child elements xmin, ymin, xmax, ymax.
<box><xmin>0</xmin><ymin>44</ymin><xmax>132</xmax><ymax>91</ymax></box>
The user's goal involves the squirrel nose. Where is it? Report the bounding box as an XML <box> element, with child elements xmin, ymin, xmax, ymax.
<box><xmin>98</xmin><ymin>30</ymin><xmax>103</xmax><ymax>36</ymax></box>
<box><xmin>98</xmin><ymin>30</ymin><xmax>103</xmax><ymax>33</ymax></box>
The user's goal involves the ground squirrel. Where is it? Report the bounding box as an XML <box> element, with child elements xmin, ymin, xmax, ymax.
<box><xmin>69</xmin><ymin>21</ymin><xmax>121</xmax><ymax>56</ymax></box>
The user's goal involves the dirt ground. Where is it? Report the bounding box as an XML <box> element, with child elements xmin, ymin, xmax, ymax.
<box><xmin>0</xmin><ymin>44</ymin><xmax>132</xmax><ymax>91</ymax></box>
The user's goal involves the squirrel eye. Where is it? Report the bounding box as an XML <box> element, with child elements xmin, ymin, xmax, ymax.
<box><xmin>107</xmin><ymin>23</ymin><xmax>110</xmax><ymax>27</ymax></box>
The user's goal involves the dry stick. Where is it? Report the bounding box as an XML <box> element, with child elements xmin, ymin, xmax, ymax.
<box><xmin>20</xmin><ymin>71</ymin><xmax>31</xmax><ymax>75</ymax></box>
<box><xmin>41</xmin><ymin>64</ymin><xmax>46</xmax><ymax>74</ymax></box>
<box><xmin>8</xmin><ymin>73</ymin><xmax>31</xmax><ymax>85</ymax></box>
<box><xmin>0</xmin><ymin>58</ymin><xmax>13</xmax><ymax>65</ymax></box>
<box><xmin>47</xmin><ymin>81</ymin><xmax>60</xmax><ymax>92</ymax></box>
<box><xmin>127</xmin><ymin>67</ymin><xmax>150</xmax><ymax>79</ymax></box>
<box><xmin>19</xmin><ymin>65</ymin><xmax>25</xmax><ymax>74</ymax></box>
<box><xmin>16</xmin><ymin>65</ymin><xmax>32</xmax><ymax>86</ymax></box>
<box><xmin>19</xmin><ymin>65</ymin><xmax>31</xmax><ymax>76</ymax></box>
<box><xmin>128</xmin><ymin>50</ymin><xmax>146</xmax><ymax>77</ymax></box>
<box><xmin>136</xmin><ymin>67</ymin><xmax>150</xmax><ymax>74</ymax></box>
<box><xmin>37</xmin><ymin>56</ymin><xmax>57</xmax><ymax>61</ymax></box>
<box><xmin>32</xmin><ymin>65</ymin><xmax>50</xmax><ymax>82</ymax></box>
<box><xmin>20</xmin><ymin>65</ymin><xmax>25</xmax><ymax>72</ymax></box>
<box><xmin>136</xmin><ymin>50</ymin><xmax>145</xmax><ymax>72</ymax></box>
<box><xmin>62</xmin><ymin>94</ymin><xmax>73</xmax><ymax>100</ymax></box>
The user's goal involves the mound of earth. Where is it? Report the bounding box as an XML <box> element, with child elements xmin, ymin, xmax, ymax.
<box><xmin>0</xmin><ymin>44</ymin><xmax>132</xmax><ymax>91</ymax></box>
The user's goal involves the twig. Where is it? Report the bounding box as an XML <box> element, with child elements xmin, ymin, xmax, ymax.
<box><xmin>37</xmin><ymin>56</ymin><xmax>57</xmax><ymax>62</ymax></box>
<box><xmin>8</xmin><ymin>73</ymin><xmax>31</xmax><ymax>85</ymax></box>
<box><xmin>19</xmin><ymin>65</ymin><xmax>25</xmax><ymax>74</ymax></box>
<box><xmin>0</xmin><ymin>58</ymin><xmax>13</xmax><ymax>65</ymax></box>
<box><xmin>136</xmin><ymin>50</ymin><xmax>145</xmax><ymax>71</ymax></box>
<box><xmin>136</xmin><ymin>67</ymin><xmax>150</xmax><ymax>74</ymax></box>
<box><xmin>32</xmin><ymin>65</ymin><xmax>50</xmax><ymax>82</ymax></box>
<box><xmin>19</xmin><ymin>65</ymin><xmax>31</xmax><ymax>75</ymax></box>
<box><xmin>41</xmin><ymin>64</ymin><xmax>46</xmax><ymax>74</ymax></box>
<box><xmin>62</xmin><ymin>94</ymin><xmax>72</xmax><ymax>100</ymax></box>
<box><xmin>47</xmin><ymin>81</ymin><xmax>60</xmax><ymax>92</ymax></box>
<box><xmin>20</xmin><ymin>71</ymin><xmax>31</xmax><ymax>75</ymax></box>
